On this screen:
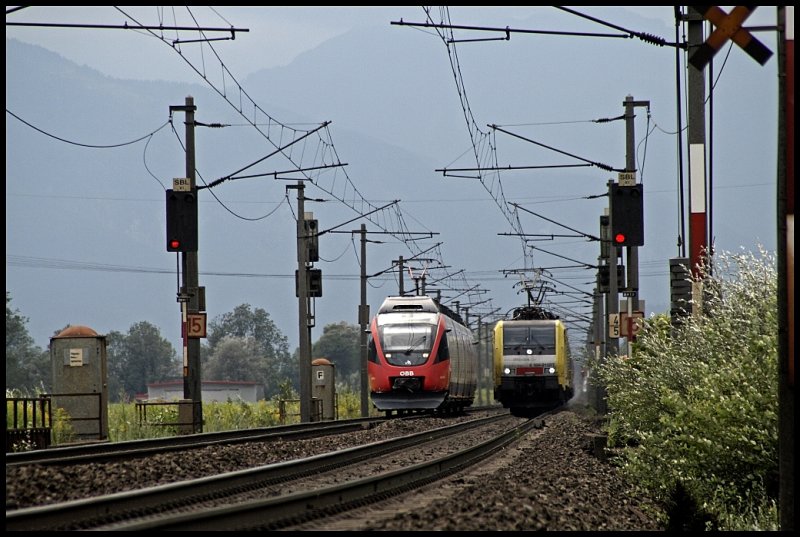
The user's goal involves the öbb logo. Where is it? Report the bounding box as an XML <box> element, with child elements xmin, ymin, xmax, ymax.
<box><xmin>399</xmin><ymin>370</ymin><xmax>415</xmax><ymax>376</ymax></box>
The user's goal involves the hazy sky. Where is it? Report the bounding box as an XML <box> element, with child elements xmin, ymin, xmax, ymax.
<box><xmin>6</xmin><ymin>6</ymin><xmax>782</xmax><ymax>353</ymax></box>
<box><xmin>5</xmin><ymin>6</ymin><xmax>708</xmax><ymax>82</ymax></box>
<box><xmin>8</xmin><ymin>6</ymin><xmax>362</xmax><ymax>81</ymax></box>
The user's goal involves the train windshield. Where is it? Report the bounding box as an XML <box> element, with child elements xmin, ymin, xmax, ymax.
<box><xmin>378</xmin><ymin>322</ymin><xmax>437</xmax><ymax>366</ymax></box>
<box><xmin>503</xmin><ymin>325</ymin><xmax>556</xmax><ymax>355</ymax></box>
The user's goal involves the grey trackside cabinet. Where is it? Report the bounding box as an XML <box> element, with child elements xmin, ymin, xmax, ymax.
<box><xmin>311</xmin><ymin>357</ymin><xmax>336</xmax><ymax>421</ymax></box>
<box><xmin>50</xmin><ymin>325</ymin><xmax>109</xmax><ymax>440</ymax></box>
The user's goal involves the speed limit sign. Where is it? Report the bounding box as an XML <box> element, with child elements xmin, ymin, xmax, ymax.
<box><xmin>184</xmin><ymin>313</ymin><xmax>207</xmax><ymax>338</ymax></box>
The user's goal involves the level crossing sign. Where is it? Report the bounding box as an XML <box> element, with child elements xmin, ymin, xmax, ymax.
<box><xmin>689</xmin><ymin>6</ymin><xmax>773</xmax><ymax>70</ymax></box>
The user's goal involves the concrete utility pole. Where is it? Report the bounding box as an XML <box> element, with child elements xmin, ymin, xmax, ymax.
<box><xmin>358</xmin><ymin>224</ymin><xmax>369</xmax><ymax>417</ymax></box>
<box><xmin>171</xmin><ymin>96</ymin><xmax>203</xmax><ymax>433</ymax></box>
<box><xmin>481</xmin><ymin>320</ymin><xmax>488</xmax><ymax>405</ymax></box>
<box><xmin>291</xmin><ymin>181</ymin><xmax>313</xmax><ymax>423</ymax></box>
<box><xmin>395</xmin><ymin>256</ymin><xmax>405</xmax><ymax>295</ymax></box>
<box><xmin>474</xmin><ymin>312</ymin><xmax>499</xmax><ymax>406</ymax></box>
<box><xmin>475</xmin><ymin>320</ymin><xmax>484</xmax><ymax>405</ymax></box>
<box><xmin>623</xmin><ymin>95</ymin><xmax>648</xmax><ymax>320</ymax></box>
<box><xmin>605</xmin><ymin>184</ymin><xmax>619</xmax><ymax>353</ymax></box>
<box><xmin>591</xmin><ymin>279</ymin><xmax>603</xmax><ymax>411</ymax></box>
<box><xmin>600</xmin><ymin>210</ymin><xmax>614</xmax><ymax>415</ymax></box>
<box><xmin>597</xmin><ymin>218</ymin><xmax>609</xmax><ymax>370</ymax></box>
<box><xmin>621</xmin><ymin>95</ymin><xmax>649</xmax><ymax>346</ymax></box>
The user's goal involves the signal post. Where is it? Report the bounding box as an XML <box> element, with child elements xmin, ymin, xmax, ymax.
<box><xmin>597</xmin><ymin>97</ymin><xmax>647</xmax><ymax>413</ymax></box>
<box><xmin>167</xmin><ymin>97</ymin><xmax>204</xmax><ymax>433</ymax></box>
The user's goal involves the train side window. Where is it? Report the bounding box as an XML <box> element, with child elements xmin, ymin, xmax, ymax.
<box><xmin>435</xmin><ymin>331</ymin><xmax>451</xmax><ymax>363</ymax></box>
<box><xmin>367</xmin><ymin>334</ymin><xmax>379</xmax><ymax>363</ymax></box>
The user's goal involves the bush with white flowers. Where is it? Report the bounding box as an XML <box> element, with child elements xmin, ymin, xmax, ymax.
<box><xmin>593</xmin><ymin>247</ymin><xmax>779</xmax><ymax>530</ymax></box>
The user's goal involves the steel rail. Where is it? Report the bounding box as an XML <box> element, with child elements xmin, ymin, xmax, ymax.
<box><xmin>6</xmin><ymin>413</ymin><xmax>511</xmax><ymax>530</ymax></box>
<box><xmin>100</xmin><ymin>415</ymin><xmax>547</xmax><ymax>530</ymax></box>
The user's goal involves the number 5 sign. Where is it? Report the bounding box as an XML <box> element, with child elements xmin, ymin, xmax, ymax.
<box><xmin>184</xmin><ymin>313</ymin><xmax>207</xmax><ymax>338</ymax></box>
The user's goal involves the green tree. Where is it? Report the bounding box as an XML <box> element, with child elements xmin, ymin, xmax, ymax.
<box><xmin>106</xmin><ymin>321</ymin><xmax>179</xmax><ymax>401</ymax></box>
<box><xmin>312</xmin><ymin>321</ymin><xmax>361</xmax><ymax>389</ymax></box>
<box><xmin>204</xmin><ymin>335</ymin><xmax>262</xmax><ymax>381</ymax></box>
<box><xmin>203</xmin><ymin>304</ymin><xmax>293</xmax><ymax>398</ymax></box>
<box><xmin>105</xmin><ymin>330</ymin><xmax>127</xmax><ymax>402</ymax></box>
<box><xmin>5</xmin><ymin>292</ymin><xmax>50</xmax><ymax>393</ymax></box>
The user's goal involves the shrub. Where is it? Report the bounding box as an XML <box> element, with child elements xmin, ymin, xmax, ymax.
<box><xmin>593</xmin><ymin>247</ymin><xmax>779</xmax><ymax>530</ymax></box>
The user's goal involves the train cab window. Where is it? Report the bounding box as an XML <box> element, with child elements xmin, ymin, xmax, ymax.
<box><xmin>503</xmin><ymin>326</ymin><xmax>529</xmax><ymax>351</ymax></box>
<box><xmin>528</xmin><ymin>326</ymin><xmax>556</xmax><ymax>354</ymax></box>
<box><xmin>503</xmin><ymin>325</ymin><xmax>556</xmax><ymax>355</ymax></box>
<box><xmin>378</xmin><ymin>323</ymin><xmax>436</xmax><ymax>366</ymax></box>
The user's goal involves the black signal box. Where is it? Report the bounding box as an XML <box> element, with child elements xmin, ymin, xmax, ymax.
<box><xmin>166</xmin><ymin>189</ymin><xmax>198</xmax><ymax>252</ymax></box>
<box><xmin>610</xmin><ymin>183</ymin><xmax>644</xmax><ymax>247</ymax></box>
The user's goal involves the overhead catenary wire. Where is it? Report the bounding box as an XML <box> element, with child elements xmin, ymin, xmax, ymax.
<box><xmin>111</xmin><ymin>5</ymin><xmax>490</xmax><ymax>314</ymax></box>
<box><xmin>6</xmin><ymin>109</ymin><xmax>170</xmax><ymax>148</ymax></box>
<box><xmin>416</xmin><ymin>5</ymin><xmax>659</xmax><ymax>321</ymax></box>
<box><xmin>422</xmin><ymin>6</ymin><xmax>529</xmax><ymax>267</ymax></box>
<box><xmin>169</xmin><ymin>121</ymin><xmax>289</xmax><ymax>222</ymax></box>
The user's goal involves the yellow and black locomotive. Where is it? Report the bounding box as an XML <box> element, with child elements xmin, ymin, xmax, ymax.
<box><xmin>493</xmin><ymin>306</ymin><xmax>573</xmax><ymax>417</ymax></box>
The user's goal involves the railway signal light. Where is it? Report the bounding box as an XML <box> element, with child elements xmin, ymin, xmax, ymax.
<box><xmin>597</xmin><ymin>264</ymin><xmax>625</xmax><ymax>293</ymax></box>
<box><xmin>304</xmin><ymin>218</ymin><xmax>319</xmax><ymax>262</ymax></box>
<box><xmin>610</xmin><ymin>183</ymin><xmax>644</xmax><ymax>247</ymax></box>
<box><xmin>296</xmin><ymin>268</ymin><xmax>323</xmax><ymax>297</ymax></box>
<box><xmin>166</xmin><ymin>189</ymin><xmax>198</xmax><ymax>252</ymax></box>
<box><xmin>308</xmin><ymin>268</ymin><xmax>322</xmax><ymax>297</ymax></box>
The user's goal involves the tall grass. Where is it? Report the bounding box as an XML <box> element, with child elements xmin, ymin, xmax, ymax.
<box><xmin>14</xmin><ymin>387</ymin><xmax>491</xmax><ymax>447</ymax></box>
<box><xmin>103</xmin><ymin>387</ymin><xmax>375</xmax><ymax>442</ymax></box>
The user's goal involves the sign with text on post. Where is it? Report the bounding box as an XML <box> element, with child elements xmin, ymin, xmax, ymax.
<box><xmin>617</xmin><ymin>171</ymin><xmax>636</xmax><ymax>186</ymax></box>
<box><xmin>608</xmin><ymin>313</ymin><xmax>620</xmax><ymax>338</ymax></box>
<box><xmin>620</xmin><ymin>311</ymin><xmax>644</xmax><ymax>338</ymax></box>
<box><xmin>173</xmin><ymin>177</ymin><xmax>191</xmax><ymax>192</ymax></box>
<box><xmin>183</xmin><ymin>313</ymin><xmax>207</xmax><ymax>338</ymax></box>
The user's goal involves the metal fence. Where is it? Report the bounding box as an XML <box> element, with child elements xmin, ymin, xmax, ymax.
<box><xmin>5</xmin><ymin>396</ymin><xmax>52</xmax><ymax>452</ymax></box>
<box><xmin>278</xmin><ymin>398</ymin><xmax>328</xmax><ymax>424</ymax></box>
<box><xmin>135</xmin><ymin>399</ymin><xmax>202</xmax><ymax>434</ymax></box>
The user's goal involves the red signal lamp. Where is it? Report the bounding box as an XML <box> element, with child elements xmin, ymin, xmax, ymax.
<box><xmin>165</xmin><ymin>189</ymin><xmax>198</xmax><ymax>252</ymax></box>
<box><xmin>614</xmin><ymin>233</ymin><xmax>626</xmax><ymax>244</ymax></box>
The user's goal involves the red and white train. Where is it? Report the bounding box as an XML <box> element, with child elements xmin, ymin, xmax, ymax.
<box><xmin>367</xmin><ymin>295</ymin><xmax>478</xmax><ymax>415</ymax></box>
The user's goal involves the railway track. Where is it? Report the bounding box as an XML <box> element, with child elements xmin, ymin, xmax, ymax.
<box><xmin>6</xmin><ymin>406</ymin><xmax>503</xmax><ymax>468</ymax></box>
<box><xmin>5</xmin><ymin>416</ymin><xmax>384</xmax><ymax>467</ymax></box>
<box><xmin>7</xmin><ymin>411</ymin><xmax>537</xmax><ymax>531</ymax></box>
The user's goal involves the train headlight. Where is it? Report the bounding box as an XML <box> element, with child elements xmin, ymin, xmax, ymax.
<box><xmin>503</xmin><ymin>367</ymin><xmax>511</xmax><ymax>374</ymax></box>
<box><xmin>526</xmin><ymin>349</ymin><xmax>533</xmax><ymax>355</ymax></box>
<box><xmin>548</xmin><ymin>367</ymin><xmax>556</xmax><ymax>374</ymax></box>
